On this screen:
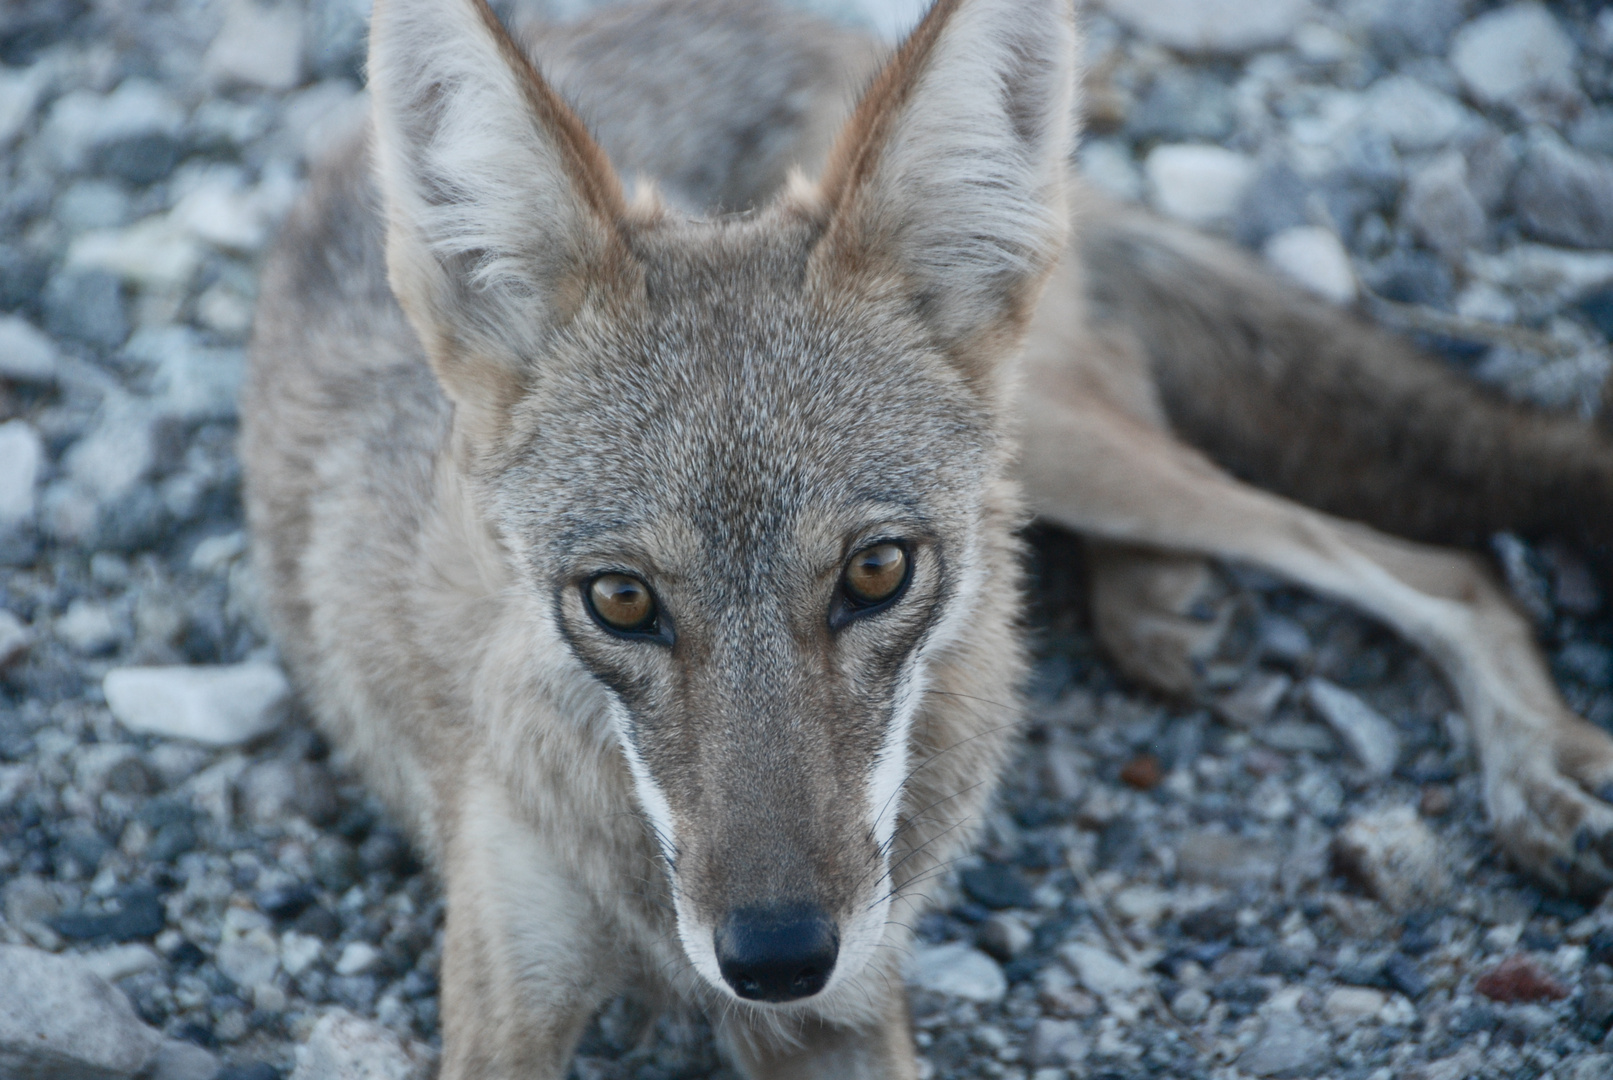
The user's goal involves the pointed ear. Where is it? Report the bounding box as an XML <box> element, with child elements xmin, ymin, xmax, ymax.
<box><xmin>367</xmin><ymin>0</ymin><xmax>637</xmax><ymax>438</ymax></box>
<box><xmin>805</xmin><ymin>0</ymin><xmax>1080</xmax><ymax>370</ymax></box>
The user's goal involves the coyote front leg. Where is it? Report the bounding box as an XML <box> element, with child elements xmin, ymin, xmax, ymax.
<box><xmin>436</xmin><ymin>780</ymin><xmax>619</xmax><ymax>1080</ymax></box>
<box><xmin>1020</xmin><ymin>390</ymin><xmax>1613</xmax><ymax>896</ymax></box>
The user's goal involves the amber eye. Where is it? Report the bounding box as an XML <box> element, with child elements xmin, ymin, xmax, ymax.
<box><xmin>843</xmin><ymin>543</ymin><xmax>909</xmax><ymax>607</ymax></box>
<box><xmin>587</xmin><ymin>574</ymin><xmax>659</xmax><ymax>635</ymax></box>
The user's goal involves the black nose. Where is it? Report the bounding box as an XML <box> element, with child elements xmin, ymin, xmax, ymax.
<box><xmin>715</xmin><ymin>906</ymin><xmax>839</xmax><ymax>1002</ymax></box>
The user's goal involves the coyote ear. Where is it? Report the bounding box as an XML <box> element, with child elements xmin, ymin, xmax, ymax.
<box><xmin>806</xmin><ymin>0</ymin><xmax>1079</xmax><ymax>373</ymax></box>
<box><xmin>368</xmin><ymin>0</ymin><xmax>634</xmax><ymax>437</ymax></box>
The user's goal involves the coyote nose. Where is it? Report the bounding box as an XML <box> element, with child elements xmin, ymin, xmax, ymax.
<box><xmin>715</xmin><ymin>906</ymin><xmax>838</xmax><ymax>1002</ymax></box>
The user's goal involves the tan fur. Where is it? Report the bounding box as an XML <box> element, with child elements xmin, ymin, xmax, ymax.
<box><xmin>243</xmin><ymin>0</ymin><xmax>1613</xmax><ymax>1076</ymax></box>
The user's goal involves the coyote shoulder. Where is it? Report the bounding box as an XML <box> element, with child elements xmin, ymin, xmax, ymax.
<box><xmin>243</xmin><ymin>0</ymin><xmax>1613</xmax><ymax>1075</ymax></box>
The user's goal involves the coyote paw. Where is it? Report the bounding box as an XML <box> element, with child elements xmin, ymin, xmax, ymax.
<box><xmin>1486</xmin><ymin>715</ymin><xmax>1613</xmax><ymax>898</ymax></box>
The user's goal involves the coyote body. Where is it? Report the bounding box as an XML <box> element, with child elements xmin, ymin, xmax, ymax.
<box><xmin>244</xmin><ymin>0</ymin><xmax>1613</xmax><ymax>1075</ymax></box>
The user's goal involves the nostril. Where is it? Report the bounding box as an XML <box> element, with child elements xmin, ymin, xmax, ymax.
<box><xmin>714</xmin><ymin>905</ymin><xmax>839</xmax><ymax>1003</ymax></box>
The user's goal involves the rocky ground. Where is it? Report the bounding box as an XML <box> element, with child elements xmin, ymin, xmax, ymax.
<box><xmin>2</xmin><ymin>0</ymin><xmax>1613</xmax><ymax>1078</ymax></box>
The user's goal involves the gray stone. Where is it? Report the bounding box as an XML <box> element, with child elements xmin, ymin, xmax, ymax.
<box><xmin>1101</xmin><ymin>0</ymin><xmax>1309</xmax><ymax>55</ymax></box>
<box><xmin>1402</xmin><ymin>151</ymin><xmax>1486</xmax><ymax>258</ymax></box>
<box><xmin>239</xmin><ymin>758</ymin><xmax>339</xmax><ymax>826</ymax></box>
<box><xmin>0</xmin><ymin>419</ymin><xmax>43</xmax><ymax>537</ymax></box>
<box><xmin>145</xmin><ymin>1040</ymin><xmax>220</xmax><ymax>1080</ymax></box>
<box><xmin>55</xmin><ymin>181</ymin><xmax>133</xmax><ymax>233</ymax></box>
<box><xmin>1333</xmin><ymin>806</ymin><xmax>1451</xmax><ymax>912</ymax></box>
<box><xmin>43</xmin><ymin>268</ymin><xmax>127</xmax><ymax>350</ymax></box>
<box><xmin>1175</xmin><ymin>829</ymin><xmax>1279</xmax><ymax>888</ymax></box>
<box><xmin>206</xmin><ymin>0</ymin><xmax>306</xmax><ymax>92</ymax></box>
<box><xmin>41</xmin><ymin>79</ymin><xmax>185</xmax><ymax>177</ymax></box>
<box><xmin>1451</xmin><ymin>3</ymin><xmax>1578</xmax><ymax>119</ymax></box>
<box><xmin>307</xmin><ymin>0</ymin><xmax>371</xmax><ymax>80</ymax></box>
<box><xmin>0</xmin><ymin>943</ymin><xmax>163</xmax><ymax>1079</ymax></box>
<box><xmin>123</xmin><ymin>326</ymin><xmax>246</xmax><ymax>422</ymax></box>
<box><xmin>1362</xmin><ymin>75</ymin><xmax>1473</xmax><ymax>153</ymax></box>
<box><xmin>103</xmin><ymin>662</ymin><xmax>291</xmax><ymax>746</ymax></box>
<box><xmin>1026</xmin><ymin>1018</ymin><xmax>1087</xmax><ymax>1067</ymax></box>
<box><xmin>977</xmin><ymin>912</ymin><xmax>1033</xmax><ymax>962</ymax></box>
<box><xmin>1171</xmin><ymin>986</ymin><xmax>1210</xmax><ymax>1022</ymax></box>
<box><xmin>1238</xmin><ymin>1011</ymin><xmax>1332</xmax><ymax>1077</ymax></box>
<box><xmin>1127</xmin><ymin>69</ymin><xmax>1234</xmax><ymax>143</ymax></box>
<box><xmin>1304</xmin><ymin>678</ymin><xmax>1399</xmax><ymax>777</ymax></box>
<box><xmin>1345</xmin><ymin>0</ymin><xmax>1471</xmax><ymax>59</ymax></box>
<box><xmin>1057</xmin><ymin>942</ymin><xmax>1148</xmax><ymax>999</ymax></box>
<box><xmin>1215</xmin><ymin>671</ymin><xmax>1292</xmax><ymax>729</ymax></box>
<box><xmin>0</xmin><ymin>610</ymin><xmax>31</xmax><ymax>667</ymax></box>
<box><xmin>906</xmin><ymin>942</ymin><xmax>1007</xmax><ymax>1004</ymax></box>
<box><xmin>291</xmin><ymin>1009</ymin><xmax>434</xmax><ymax>1080</ymax></box>
<box><xmin>1514</xmin><ymin>134</ymin><xmax>1613</xmax><ymax>251</ymax></box>
<box><xmin>0</xmin><ymin>314</ymin><xmax>58</xmax><ymax>382</ymax></box>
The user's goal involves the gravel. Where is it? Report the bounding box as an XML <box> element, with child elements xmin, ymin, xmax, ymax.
<box><xmin>2</xmin><ymin>0</ymin><xmax>1613</xmax><ymax>1078</ymax></box>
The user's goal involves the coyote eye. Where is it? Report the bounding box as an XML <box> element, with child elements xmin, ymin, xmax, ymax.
<box><xmin>586</xmin><ymin>574</ymin><xmax>663</xmax><ymax>638</ymax></box>
<box><xmin>841</xmin><ymin>543</ymin><xmax>910</xmax><ymax>609</ymax></box>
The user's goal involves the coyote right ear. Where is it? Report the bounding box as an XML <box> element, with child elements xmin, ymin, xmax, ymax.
<box><xmin>805</xmin><ymin>0</ymin><xmax>1080</xmax><ymax>378</ymax></box>
<box><xmin>367</xmin><ymin>0</ymin><xmax>637</xmax><ymax>440</ymax></box>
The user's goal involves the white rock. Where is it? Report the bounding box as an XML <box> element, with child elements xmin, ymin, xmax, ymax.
<box><xmin>56</xmin><ymin>599</ymin><xmax>120</xmax><ymax>656</ymax></box>
<box><xmin>67</xmin><ymin>216</ymin><xmax>203</xmax><ymax>292</ymax></box>
<box><xmin>1361</xmin><ymin>75</ymin><xmax>1472</xmax><ymax>153</ymax></box>
<box><xmin>1451</xmin><ymin>3</ymin><xmax>1577</xmax><ymax>112</ymax></box>
<box><xmin>1145</xmin><ymin>144</ymin><xmax>1255</xmax><ymax>227</ymax></box>
<box><xmin>1263</xmin><ymin>226</ymin><xmax>1357</xmax><ymax>305</ymax></box>
<box><xmin>218</xmin><ymin>907</ymin><xmax>280</xmax><ymax>989</ymax></box>
<box><xmin>83</xmin><ymin>943</ymin><xmax>164</xmax><ymax>983</ymax></box>
<box><xmin>1468</xmin><ymin>244</ymin><xmax>1613</xmax><ymax>309</ymax></box>
<box><xmin>170</xmin><ymin>172</ymin><xmax>269</xmax><ymax>253</ymax></box>
<box><xmin>335</xmin><ymin>941</ymin><xmax>383</xmax><ymax>977</ymax></box>
<box><xmin>104</xmin><ymin>662</ymin><xmax>291</xmax><ymax>746</ymax></box>
<box><xmin>1323</xmin><ymin>985</ymin><xmax>1386</xmax><ymax>1024</ymax></box>
<box><xmin>0</xmin><ymin>944</ymin><xmax>163</xmax><ymax>1079</ymax></box>
<box><xmin>0</xmin><ymin>610</ymin><xmax>31</xmax><ymax>666</ymax></box>
<box><xmin>281</xmin><ymin>931</ymin><xmax>326</xmax><ymax>977</ymax></box>
<box><xmin>906</xmin><ymin>942</ymin><xmax>1008</xmax><ymax>1004</ymax></box>
<box><xmin>190</xmin><ymin>531</ymin><xmax>247</xmax><ymax>575</ymax></box>
<box><xmin>1057</xmin><ymin>942</ymin><xmax>1148</xmax><ymax>999</ymax></box>
<box><xmin>0</xmin><ymin>419</ymin><xmax>43</xmax><ymax>529</ymax></box>
<box><xmin>1304</xmin><ymin>678</ymin><xmax>1399</xmax><ymax>777</ymax></box>
<box><xmin>206</xmin><ymin>0</ymin><xmax>306</xmax><ymax>92</ymax></box>
<box><xmin>291</xmin><ymin>1009</ymin><xmax>435</xmax><ymax>1080</ymax></box>
<box><xmin>0</xmin><ymin>315</ymin><xmax>59</xmax><ymax>383</ymax></box>
<box><xmin>1101</xmin><ymin>0</ymin><xmax>1311</xmax><ymax>54</ymax></box>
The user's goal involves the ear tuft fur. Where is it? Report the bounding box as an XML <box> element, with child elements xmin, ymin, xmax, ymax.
<box><xmin>368</xmin><ymin>0</ymin><xmax>633</xmax><ymax>427</ymax></box>
<box><xmin>809</xmin><ymin>0</ymin><xmax>1081</xmax><ymax>358</ymax></box>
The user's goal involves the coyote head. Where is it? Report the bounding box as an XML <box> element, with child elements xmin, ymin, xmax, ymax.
<box><xmin>367</xmin><ymin>0</ymin><xmax>1078</xmax><ymax>1010</ymax></box>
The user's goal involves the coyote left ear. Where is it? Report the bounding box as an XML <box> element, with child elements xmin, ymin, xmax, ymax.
<box><xmin>804</xmin><ymin>0</ymin><xmax>1080</xmax><ymax>375</ymax></box>
<box><xmin>368</xmin><ymin>0</ymin><xmax>636</xmax><ymax>442</ymax></box>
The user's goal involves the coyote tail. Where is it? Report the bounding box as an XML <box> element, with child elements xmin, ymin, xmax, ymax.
<box><xmin>1079</xmin><ymin>206</ymin><xmax>1613</xmax><ymax>556</ymax></box>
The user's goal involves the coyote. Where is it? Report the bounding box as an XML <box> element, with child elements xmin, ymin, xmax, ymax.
<box><xmin>242</xmin><ymin>0</ymin><xmax>1613</xmax><ymax>1074</ymax></box>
